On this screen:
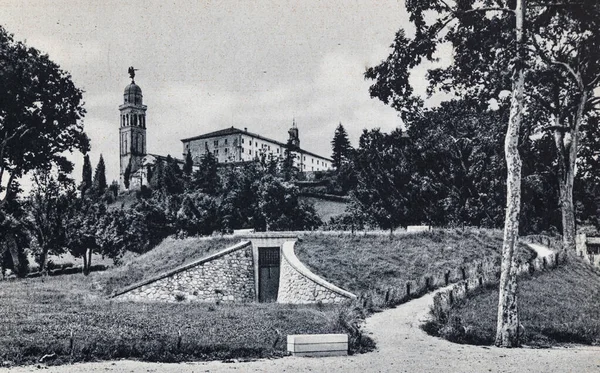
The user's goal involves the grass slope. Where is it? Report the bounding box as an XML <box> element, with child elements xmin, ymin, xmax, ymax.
<box><xmin>0</xmin><ymin>274</ymin><xmax>347</xmax><ymax>366</ymax></box>
<box><xmin>425</xmin><ymin>253</ymin><xmax>600</xmax><ymax>346</ymax></box>
<box><xmin>299</xmin><ymin>196</ymin><xmax>347</xmax><ymax>222</ymax></box>
<box><xmin>295</xmin><ymin>229</ymin><xmax>534</xmax><ymax>293</ymax></box>
<box><xmin>100</xmin><ymin>236</ymin><xmax>239</xmax><ymax>295</ymax></box>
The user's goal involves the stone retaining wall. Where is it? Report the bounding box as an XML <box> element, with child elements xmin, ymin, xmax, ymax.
<box><xmin>277</xmin><ymin>241</ymin><xmax>356</xmax><ymax>304</ymax></box>
<box><xmin>113</xmin><ymin>241</ymin><xmax>255</xmax><ymax>303</ymax></box>
<box><xmin>432</xmin><ymin>238</ymin><xmax>565</xmax><ymax>321</ymax></box>
<box><xmin>576</xmin><ymin>233</ymin><xmax>600</xmax><ymax>269</ymax></box>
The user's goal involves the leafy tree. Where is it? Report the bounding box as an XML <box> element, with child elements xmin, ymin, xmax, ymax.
<box><xmin>92</xmin><ymin>154</ymin><xmax>107</xmax><ymax>197</ymax></box>
<box><xmin>149</xmin><ymin>159</ymin><xmax>165</xmax><ymax>191</ymax></box>
<box><xmin>176</xmin><ymin>192</ymin><xmax>219</xmax><ymax>236</ymax></box>
<box><xmin>331</xmin><ymin>122</ymin><xmax>352</xmax><ymax>170</ymax></box>
<box><xmin>80</xmin><ymin>154</ymin><xmax>93</xmax><ymax>197</ymax></box>
<box><xmin>408</xmin><ymin>100</ymin><xmax>508</xmax><ymax>227</ymax></box>
<box><xmin>0</xmin><ymin>193</ymin><xmax>30</xmax><ymax>277</ymax></box>
<box><xmin>0</xmin><ymin>25</ymin><xmax>89</xmax><ymax>269</ymax></box>
<box><xmin>26</xmin><ymin>170</ymin><xmax>75</xmax><ymax>272</ymax></box>
<box><xmin>189</xmin><ymin>152</ymin><xmax>220</xmax><ymax>195</ymax></box>
<box><xmin>525</xmin><ymin>5</ymin><xmax>600</xmax><ymax>249</ymax></box>
<box><xmin>0</xmin><ymin>25</ymin><xmax>89</xmax><ymax>203</ymax></box>
<box><xmin>65</xmin><ymin>201</ymin><xmax>104</xmax><ymax>275</ymax></box>
<box><xmin>351</xmin><ymin>128</ymin><xmax>419</xmax><ymax>234</ymax></box>
<box><xmin>364</xmin><ymin>0</ymin><xmax>529</xmax><ymax>346</ymax></box>
<box><xmin>163</xmin><ymin>155</ymin><xmax>184</xmax><ymax>195</ymax></box>
<box><xmin>256</xmin><ymin>174</ymin><xmax>321</xmax><ymax>231</ymax></box>
<box><xmin>218</xmin><ymin>163</ymin><xmax>263</xmax><ymax>232</ymax></box>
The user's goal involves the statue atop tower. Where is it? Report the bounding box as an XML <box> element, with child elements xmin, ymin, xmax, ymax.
<box><xmin>119</xmin><ymin>67</ymin><xmax>147</xmax><ymax>191</ymax></box>
<box><xmin>128</xmin><ymin>66</ymin><xmax>138</xmax><ymax>81</ymax></box>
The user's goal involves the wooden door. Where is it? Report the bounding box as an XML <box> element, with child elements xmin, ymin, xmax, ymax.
<box><xmin>258</xmin><ymin>247</ymin><xmax>280</xmax><ymax>302</ymax></box>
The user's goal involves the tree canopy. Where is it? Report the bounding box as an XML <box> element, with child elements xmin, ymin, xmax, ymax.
<box><xmin>0</xmin><ymin>25</ymin><xmax>89</xmax><ymax>202</ymax></box>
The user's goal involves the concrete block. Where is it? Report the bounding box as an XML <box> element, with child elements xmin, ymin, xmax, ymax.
<box><xmin>287</xmin><ymin>334</ymin><xmax>348</xmax><ymax>357</ymax></box>
<box><xmin>407</xmin><ymin>225</ymin><xmax>431</xmax><ymax>232</ymax></box>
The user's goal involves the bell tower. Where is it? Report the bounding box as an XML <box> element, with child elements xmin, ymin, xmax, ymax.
<box><xmin>119</xmin><ymin>67</ymin><xmax>147</xmax><ymax>190</ymax></box>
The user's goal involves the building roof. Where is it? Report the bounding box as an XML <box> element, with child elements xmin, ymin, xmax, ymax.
<box><xmin>147</xmin><ymin>153</ymin><xmax>184</xmax><ymax>164</ymax></box>
<box><xmin>180</xmin><ymin>126</ymin><xmax>332</xmax><ymax>162</ymax></box>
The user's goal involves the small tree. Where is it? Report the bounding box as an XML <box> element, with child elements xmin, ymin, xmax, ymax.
<box><xmin>26</xmin><ymin>170</ymin><xmax>75</xmax><ymax>272</ymax></box>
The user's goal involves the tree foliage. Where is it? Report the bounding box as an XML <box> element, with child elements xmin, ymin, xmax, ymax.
<box><xmin>331</xmin><ymin>123</ymin><xmax>352</xmax><ymax>170</ymax></box>
<box><xmin>0</xmin><ymin>25</ymin><xmax>89</xmax><ymax>201</ymax></box>
<box><xmin>92</xmin><ymin>155</ymin><xmax>107</xmax><ymax>197</ymax></box>
<box><xmin>26</xmin><ymin>170</ymin><xmax>75</xmax><ymax>272</ymax></box>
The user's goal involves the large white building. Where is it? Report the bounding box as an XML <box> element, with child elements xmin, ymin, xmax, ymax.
<box><xmin>118</xmin><ymin>71</ymin><xmax>333</xmax><ymax>190</ymax></box>
<box><xmin>181</xmin><ymin>123</ymin><xmax>333</xmax><ymax>172</ymax></box>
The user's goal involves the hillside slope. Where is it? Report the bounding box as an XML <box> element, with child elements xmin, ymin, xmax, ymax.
<box><xmin>295</xmin><ymin>229</ymin><xmax>534</xmax><ymax>293</ymax></box>
<box><xmin>99</xmin><ymin>236</ymin><xmax>239</xmax><ymax>295</ymax></box>
<box><xmin>427</xmin><ymin>253</ymin><xmax>600</xmax><ymax>346</ymax></box>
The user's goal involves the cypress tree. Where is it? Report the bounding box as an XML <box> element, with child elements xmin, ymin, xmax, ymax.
<box><xmin>93</xmin><ymin>154</ymin><xmax>107</xmax><ymax>196</ymax></box>
<box><xmin>81</xmin><ymin>154</ymin><xmax>93</xmax><ymax>197</ymax></box>
<box><xmin>183</xmin><ymin>152</ymin><xmax>193</xmax><ymax>176</ymax></box>
<box><xmin>331</xmin><ymin>123</ymin><xmax>352</xmax><ymax>170</ymax></box>
<box><xmin>123</xmin><ymin>158</ymin><xmax>132</xmax><ymax>189</ymax></box>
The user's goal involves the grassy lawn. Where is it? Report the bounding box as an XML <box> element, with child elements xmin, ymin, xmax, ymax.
<box><xmin>295</xmin><ymin>229</ymin><xmax>534</xmax><ymax>294</ymax></box>
<box><xmin>424</xmin><ymin>253</ymin><xmax>600</xmax><ymax>346</ymax></box>
<box><xmin>0</xmin><ymin>273</ymin><xmax>349</xmax><ymax>366</ymax></box>
<box><xmin>100</xmin><ymin>236</ymin><xmax>239</xmax><ymax>295</ymax></box>
<box><xmin>299</xmin><ymin>196</ymin><xmax>347</xmax><ymax>222</ymax></box>
<box><xmin>0</xmin><ymin>229</ymin><xmax>541</xmax><ymax>367</ymax></box>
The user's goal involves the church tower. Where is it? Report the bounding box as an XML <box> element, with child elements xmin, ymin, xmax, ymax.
<box><xmin>288</xmin><ymin>119</ymin><xmax>300</xmax><ymax>148</ymax></box>
<box><xmin>119</xmin><ymin>67</ymin><xmax>147</xmax><ymax>190</ymax></box>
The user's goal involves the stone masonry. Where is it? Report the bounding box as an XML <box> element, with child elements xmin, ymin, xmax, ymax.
<box><xmin>277</xmin><ymin>241</ymin><xmax>356</xmax><ymax>304</ymax></box>
<box><xmin>113</xmin><ymin>234</ymin><xmax>356</xmax><ymax>304</ymax></box>
<box><xmin>115</xmin><ymin>241</ymin><xmax>255</xmax><ymax>303</ymax></box>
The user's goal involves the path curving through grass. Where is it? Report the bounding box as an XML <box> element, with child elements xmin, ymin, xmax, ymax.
<box><xmin>5</xmin><ymin>243</ymin><xmax>599</xmax><ymax>373</ymax></box>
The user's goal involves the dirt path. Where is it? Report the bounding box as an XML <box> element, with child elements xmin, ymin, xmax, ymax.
<box><xmin>5</xmin><ymin>244</ymin><xmax>600</xmax><ymax>372</ymax></box>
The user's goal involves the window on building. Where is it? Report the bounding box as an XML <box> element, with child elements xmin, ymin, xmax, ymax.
<box><xmin>214</xmin><ymin>140</ymin><xmax>218</xmax><ymax>146</ymax></box>
<box><xmin>233</xmin><ymin>139</ymin><xmax>237</xmax><ymax>146</ymax></box>
<box><xmin>249</xmin><ymin>149</ymin><xmax>252</xmax><ymax>155</ymax></box>
<box><xmin>311</xmin><ymin>159</ymin><xmax>314</xmax><ymax>163</ymax></box>
<box><xmin>303</xmin><ymin>156</ymin><xmax>306</xmax><ymax>161</ymax></box>
<box><xmin>225</xmin><ymin>148</ymin><xmax>228</xmax><ymax>153</ymax></box>
<box><xmin>242</xmin><ymin>138</ymin><xmax>245</xmax><ymax>144</ymax></box>
<box><xmin>249</xmin><ymin>140</ymin><xmax>252</xmax><ymax>146</ymax></box>
<box><xmin>225</xmin><ymin>139</ymin><xmax>228</xmax><ymax>145</ymax></box>
<box><xmin>214</xmin><ymin>149</ymin><xmax>219</xmax><ymax>155</ymax></box>
<box><xmin>277</xmin><ymin>148</ymin><xmax>280</xmax><ymax>153</ymax></box>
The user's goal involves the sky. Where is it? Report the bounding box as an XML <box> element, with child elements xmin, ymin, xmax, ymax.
<box><xmin>2</xmin><ymin>0</ymin><xmax>450</xmax><ymax>185</ymax></box>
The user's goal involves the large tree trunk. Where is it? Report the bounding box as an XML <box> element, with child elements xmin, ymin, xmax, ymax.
<box><xmin>557</xmin><ymin>90</ymin><xmax>588</xmax><ymax>251</ymax></box>
<box><xmin>495</xmin><ymin>0</ymin><xmax>525</xmax><ymax>348</ymax></box>
<box><xmin>82</xmin><ymin>249</ymin><xmax>90</xmax><ymax>276</ymax></box>
<box><xmin>559</xmin><ymin>169</ymin><xmax>576</xmax><ymax>250</ymax></box>
<box><xmin>38</xmin><ymin>249</ymin><xmax>49</xmax><ymax>274</ymax></box>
